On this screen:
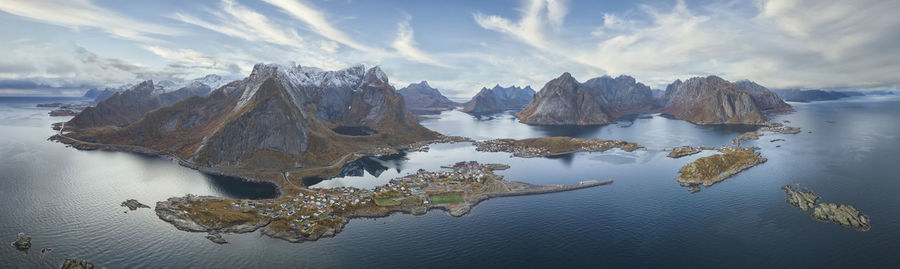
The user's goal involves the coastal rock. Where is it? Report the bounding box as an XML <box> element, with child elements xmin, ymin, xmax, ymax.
<box><xmin>733</xmin><ymin>131</ymin><xmax>761</xmax><ymax>146</ymax></box>
<box><xmin>11</xmin><ymin>232</ymin><xmax>31</xmax><ymax>251</ymax></box>
<box><xmin>461</xmin><ymin>85</ymin><xmax>535</xmax><ymax>114</ymax></box>
<box><xmin>205</xmin><ymin>232</ymin><xmax>227</xmax><ymax>244</ymax></box>
<box><xmin>121</xmin><ymin>199</ymin><xmax>150</xmax><ymax>211</ymax></box>
<box><xmin>812</xmin><ymin>203</ymin><xmax>871</xmax><ymax>231</ymax></box>
<box><xmin>60</xmin><ymin>258</ymin><xmax>94</xmax><ymax>269</ymax></box>
<box><xmin>667</xmin><ymin>146</ymin><xmax>705</xmax><ymax>158</ymax></box>
<box><xmin>781</xmin><ymin>185</ymin><xmax>819</xmax><ymax>212</ymax></box>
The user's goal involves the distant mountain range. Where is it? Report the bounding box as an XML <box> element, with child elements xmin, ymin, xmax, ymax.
<box><xmin>517</xmin><ymin>73</ymin><xmax>792</xmax><ymax>125</ymax></box>
<box><xmin>67</xmin><ymin>75</ymin><xmax>231</xmax><ymax>129</ymax></box>
<box><xmin>771</xmin><ymin>88</ymin><xmax>880</xmax><ymax>102</ymax></box>
<box><xmin>460</xmin><ymin>85</ymin><xmax>535</xmax><ymax>114</ymax></box>
<box><xmin>397</xmin><ymin>81</ymin><xmax>459</xmax><ymax>114</ymax></box>
<box><xmin>62</xmin><ymin>64</ymin><xmax>439</xmax><ymax>176</ymax></box>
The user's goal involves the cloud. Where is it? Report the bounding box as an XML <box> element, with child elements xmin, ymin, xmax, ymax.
<box><xmin>473</xmin><ymin>0</ymin><xmax>552</xmax><ymax>49</ymax></box>
<box><xmin>173</xmin><ymin>0</ymin><xmax>303</xmax><ymax>48</ymax></box>
<box><xmin>0</xmin><ymin>0</ymin><xmax>179</xmax><ymax>42</ymax></box>
<box><xmin>391</xmin><ymin>15</ymin><xmax>459</xmax><ymax>69</ymax></box>
<box><xmin>475</xmin><ymin>0</ymin><xmax>900</xmax><ymax>89</ymax></box>
<box><xmin>262</xmin><ymin>0</ymin><xmax>377</xmax><ymax>52</ymax></box>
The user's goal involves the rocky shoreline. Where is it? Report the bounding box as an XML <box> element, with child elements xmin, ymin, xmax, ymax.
<box><xmin>121</xmin><ymin>199</ymin><xmax>150</xmax><ymax>211</ymax></box>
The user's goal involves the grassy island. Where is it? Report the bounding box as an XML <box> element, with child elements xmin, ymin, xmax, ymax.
<box><xmin>474</xmin><ymin>137</ymin><xmax>643</xmax><ymax>158</ymax></box>
<box><xmin>676</xmin><ymin>147</ymin><xmax>767</xmax><ymax>189</ymax></box>
<box><xmin>155</xmin><ymin>162</ymin><xmax>612</xmax><ymax>244</ymax></box>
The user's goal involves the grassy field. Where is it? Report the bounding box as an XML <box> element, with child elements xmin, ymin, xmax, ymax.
<box><xmin>429</xmin><ymin>193</ymin><xmax>464</xmax><ymax>204</ymax></box>
<box><xmin>374</xmin><ymin>191</ymin><xmax>403</xmax><ymax>206</ymax></box>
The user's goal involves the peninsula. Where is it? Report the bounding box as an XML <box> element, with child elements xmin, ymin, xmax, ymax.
<box><xmin>474</xmin><ymin>137</ymin><xmax>643</xmax><ymax>158</ymax></box>
<box><xmin>155</xmin><ymin>162</ymin><xmax>611</xmax><ymax>243</ymax></box>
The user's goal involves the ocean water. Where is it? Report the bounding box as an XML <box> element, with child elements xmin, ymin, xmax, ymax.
<box><xmin>2</xmin><ymin>95</ymin><xmax>899</xmax><ymax>268</ymax></box>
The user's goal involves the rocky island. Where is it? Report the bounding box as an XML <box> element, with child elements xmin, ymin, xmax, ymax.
<box><xmin>474</xmin><ymin>137</ymin><xmax>643</xmax><ymax>158</ymax></box>
<box><xmin>782</xmin><ymin>185</ymin><xmax>870</xmax><ymax>231</ymax></box>
<box><xmin>155</xmin><ymin>162</ymin><xmax>610</xmax><ymax>243</ymax></box>
<box><xmin>676</xmin><ymin>147</ymin><xmax>767</xmax><ymax>190</ymax></box>
<box><xmin>11</xmin><ymin>232</ymin><xmax>31</xmax><ymax>252</ymax></box>
<box><xmin>60</xmin><ymin>258</ymin><xmax>95</xmax><ymax>269</ymax></box>
<box><xmin>121</xmin><ymin>199</ymin><xmax>150</xmax><ymax>211</ymax></box>
<box><xmin>667</xmin><ymin>146</ymin><xmax>715</xmax><ymax>158</ymax></box>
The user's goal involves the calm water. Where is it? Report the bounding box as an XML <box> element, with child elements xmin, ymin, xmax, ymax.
<box><xmin>2</xmin><ymin>95</ymin><xmax>900</xmax><ymax>268</ymax></box>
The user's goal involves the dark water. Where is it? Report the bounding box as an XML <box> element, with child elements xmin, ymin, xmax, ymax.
<box><xmin>3</xmin><ymin>96</ymin><xmax>900</xmax><ymax>268</ymax></box>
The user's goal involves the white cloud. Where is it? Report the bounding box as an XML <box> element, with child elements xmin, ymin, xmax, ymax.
<box><xmin>0</xmin><ymin>0</ymin><xmax>179</xmax><ymax>42</ymax></box>
<box><xmin>473</xmin><ymin>0</ymin><xmax>551</xmax><ymax>49</ymax></box>
<box><xmin>173</xmin><ymin>0</ymin><xmax>303</xmax><ymax>48</ymax></box>
<box><xmin>391</xmin><ymin>16</ymin><xmax>459</xmax><ymax>69</ymax></box>
<box><xmin>262</xmin><ymin>0</ymin><xmax>377</xmax><ymax>52</ymax></box>
<box><xmin>475</xmin><ymin>0</ymin><xmax>900</xmax><ymax>89</ymax></box>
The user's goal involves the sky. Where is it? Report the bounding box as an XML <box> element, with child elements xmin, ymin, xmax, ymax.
<box><xmin>1</xmin><ymin>0</ymin><xmax>899</xmax><ymax>99</ymax></box>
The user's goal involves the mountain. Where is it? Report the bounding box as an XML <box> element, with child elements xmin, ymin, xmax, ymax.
<box><xmin>62</xmin><ymin>64</ymin><xmax>439</xmax><ymax>175</ymax></box>
<box><xmin>733</xmin><ymin>80</ymin><xmax>794</xmax><ymax>113</ymax></box>
<box><xmin>773</xmin><ymin>89</ymin><xmax>854</xmax><ymax>102</ymax></box>
<box><xmin>67</xmin><ymin>75</ymin><xmax>229</xmax><ymax>129</ymax></box>
<box><xmin>517</xmin><ymin>73</ymin><xmax>654</xmax><ymax>125</ymax></box>
<box><xmin>397</xmin><ymin>81</ymin><xmax>459</xmax><ymax>114</ymax></box>
<box><xmin>660</xmin><ymin>76</ymin><xmax>765</xmax><ymax>125</ymax></box>
<box><xmin>460</xmin><ymin>85</ymin><xmax>535</xmax><ymax>114</ymax></box>
<box><xmin>517</xmin><ymin>74</ymin><xmax>771</xmax><ymax>125</ymax></box>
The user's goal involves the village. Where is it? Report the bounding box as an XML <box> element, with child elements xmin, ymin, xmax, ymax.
<box><xmin>474</xmin><ymin>137</ymin><xmax>643</xmax><ymax>158</ymax></box>
<box><xmin>161</xmin><ymin>161</ymin><xmax>512</xmax><ymax>242</ymax></box>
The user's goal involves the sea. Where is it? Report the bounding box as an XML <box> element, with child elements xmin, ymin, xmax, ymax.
<box><xmin>1</xmin><ymin>95</ymin><xmax>899</xmax><ymax>268</ymax></box>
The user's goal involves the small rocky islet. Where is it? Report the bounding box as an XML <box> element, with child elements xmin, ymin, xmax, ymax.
<box><xmin>782</xmin><ymin>185</ymin><xmax>870</xmax><ymax>231</ymax></box>
<box><xmin>474</xmin><ymin>137</ymin><xmax>643</xmax><ymax>158</ymax></box>
<box><xmin>60</xmin><ymin>258</ymin><xmax>95</xmax><ymax>269</ymax></box>
<box><xmin>121</xmin><ymin>199</ymin><xmax>150</xmax><ymax>211</ymax></box>
<box><xmin>11</xmin><ymin>232</ymin><xmax>31</xmax><ymax>252</ymax></box>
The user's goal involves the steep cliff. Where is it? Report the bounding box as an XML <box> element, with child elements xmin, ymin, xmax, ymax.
<box><xmin>733</xmin><ymin>80</ymin><xmax>794</xmax><ymax>113</ymax></box>
<box><xmin>516</xmin><ymin>73</ymin><xmax>656</xmax><ymax>125</ymax></box>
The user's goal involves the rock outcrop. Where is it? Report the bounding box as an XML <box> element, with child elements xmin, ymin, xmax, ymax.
<box><xmin>12</xmin><ymin>232</ymin><xmax>31</xmax><ymax>251</ymax></box>
<box><xmin>782</xmin><ymin>185</ymin><xmax>870</xmax><ymax>231</ymax></box>
<box><xmin>397</xmin><ymin>81</ymin><xmax>459</xmax><ymax>114</ymax></box>
<box><xmin>676</xmin><ymin>147</ymin><xmax>767</xmax><ymax>189</ymax></box>
<box><xmin>60</xmin><ymin>258</ymin><xmax>95</xmax><ymax>269</ymax></box>
<box><xmin>121</xmin><ymin>199</ymin><xmax>150</xmax><ymax>211</ymax></box>
<box><xmin>59</xmin><ymin>64</ymin><xmax>440</xmax><ymax>179</ymax></box>
<box><xmin>460</xmin><ymin>85</ymin><xmax>535</xmax><ymax>114</ymax></box>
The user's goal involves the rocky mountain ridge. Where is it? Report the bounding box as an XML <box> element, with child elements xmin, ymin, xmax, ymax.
<box><xmin>460</xmin><ymin>85</ymin><xmax>535</xmax><ymax>114</ymax></box>
<box><xmin>397</xmin><ymin>81</ymin><xmax>459</xmax><ymax>114</ymax></box>
<box><xmin>517</xmin><ymin>73</ymin><xmax>790</xmax><ymax>125</ymax></box>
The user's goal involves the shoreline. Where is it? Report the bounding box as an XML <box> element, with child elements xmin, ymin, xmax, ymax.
<box><xmin>153</xmin><ymin>163</ymin><xmax>612</xmax><ymax>244</ymax></box>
